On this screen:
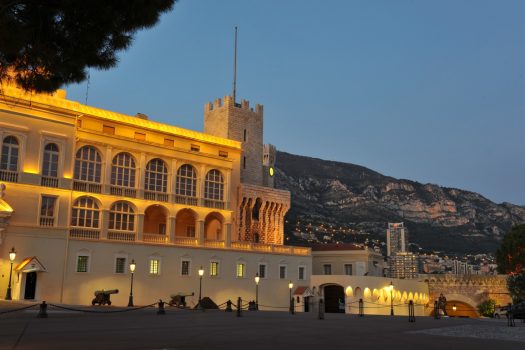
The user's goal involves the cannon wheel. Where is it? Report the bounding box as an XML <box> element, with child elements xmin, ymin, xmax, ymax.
<box><xmin>92</xmin><ymin>300</ymin><xmax>96</xmax><ymax>306</ymax></box>
<box><xmin>107</xmin><ymin>301</ymin><xmax>111</xmax><ymax>306</ymax></box>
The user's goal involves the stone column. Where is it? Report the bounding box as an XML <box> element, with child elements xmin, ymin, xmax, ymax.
<box><xmin>101</xmin><ymin>209</ymin><xmax>109</xmax><ymax>240</ymax></box>
<box><xmin>224</xmin><ymin>222</ymin><xmax>232</xmax><ymax>247</ymax></box>
<box><xmin>225</xmin><ymin>169</ymin><xmax>231</xmax><ymax>209</ymax></box>
<box><xmin>137</xmin><ymin>213</ymin><xmax>144</xmax><ymax>241</ymax></box>
<box><xmin>170</xmin><ymin>159</ymin><xmax>178</xmax><ymax>200</ymax></box>
<box><xmin>104</xmin><ymin>146</ymin><xmax>112</xmax><ymax>193</ymax></box>
<box><xmin>167</xmin><ymin>216</ymin><xmax>176</xmax><ymax>243</ymax></box>
<box><xmin>138</xmin><ymin>152</ymin><xmax>146</xmax><ymax>198</ymax></box>
<box><xmin>196</xmin><ymin>220</ymin><xmax>205</xmax><ymax>245</ymax></box>
<box><xmin>198</xmin><ymin>164</ymin><xmax>206</xmax><ymax>205</ymax></box>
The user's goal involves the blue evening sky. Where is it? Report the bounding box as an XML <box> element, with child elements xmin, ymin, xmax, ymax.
<box><xmin>66</xmin><ymin>0</ymin><xmax>525</xmax><ymax>205</ymax></box>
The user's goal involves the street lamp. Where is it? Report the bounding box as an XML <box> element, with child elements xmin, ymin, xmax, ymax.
<box><xmin>5</xmin><ymin>247</ymin><xmax>16</xmax><ymax>300</ymax></box>
<box><xmin>254</xmin><ymin>273</ymin><xmax>260</xmax><ymax>310</ymax></box>
<box><xmin>198</xmin><ymin>266</ymin><xmax>204</xmax><ymax>308</ymax></box>
<box><xmin>288</xmin><ymin>280</ymin><xmax>294</xmax><ymax>314</ymax></box>
<box><xmin>389</xmin><ymin>281</ymin><xmax>394</xmax><ymax>316</ymax></box>
<box><xmin>127</xmin><ymin>259</ymin><xmax>136</xmax><ymax>307</ymax></box>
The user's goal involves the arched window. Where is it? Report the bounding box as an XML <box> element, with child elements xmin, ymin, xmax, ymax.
<box><xmin>111</xmin><ymin>153</ymin><xmax>136</xmax><ymax>187</ymax></box>
<box><xmin>74</xmin><ymin>146</ymin><xmax>101</xmax><ymax>182</ymax></box>
<box><xmin>71</xmin><ymin>197</ymin><xmax>100</xmax><ymax>228</ymax></box>
<box><xmin>176</xmin><ymin>164</ymin><xmax>197</xmax><ymax>197</ymax></box>
<box><xmin>145</xmin><ymin>158</ymin><xmax>167</xmax><ymax>192</ymax></box>
<box><xmin>109</xmin><ymin>201</ymin><xmax>135</xmax><ymax>231</ymax></box>
<box><xmin>1</xmin><ymin>136</ymin><xmax>19</xmax><ymax>171</ymax></box>
<box><xmin>204</xmin><ymin>169</ymin><xmax>224</xmax><ymax>201</ymax></box>
<box><xmin>42</xmin><ymin>143</ymin><xmax>59</xmax><ymax>177</ymax></box>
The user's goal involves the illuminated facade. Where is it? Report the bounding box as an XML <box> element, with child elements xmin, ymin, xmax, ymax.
<box><xmin>0</xmin><ymin>81</ymin><xmax>310</xmax><ymax>307</ymax></box>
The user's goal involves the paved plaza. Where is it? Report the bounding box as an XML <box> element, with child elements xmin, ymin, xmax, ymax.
<box><xmin>0</xmin><ymin>301</ymin><xmax>524</xmax><ymax>350</ymax></box>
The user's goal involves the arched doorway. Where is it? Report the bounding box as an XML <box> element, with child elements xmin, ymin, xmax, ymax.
<box><xmin>143</xmin><ymin>205</ymin><xmax>168</xmax><ymax>235</ymax></box>
<box><xmin>175</xmin><ymin>209</ymin><xmax>196</xmax><ymax>237</ymax></box>
<box><xmin>323</xmin><ymin>284</ymin><xmax>345</xmax><ymax>313</ymax></box>
<box><xmin>446</xmin><ymin>301</ymin><xmax>478</xmax><ymax>318</ymax></box>
<box><xmin>204</xmin><ymin>212</ymin><xmax>224</xmax><ymax>240</ymax></box>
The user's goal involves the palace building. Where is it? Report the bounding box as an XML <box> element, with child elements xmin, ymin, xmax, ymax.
<box><xmin>0</xmin><ymin>80</ymin><xmax>310</xmax><ymax>307</ymax></box>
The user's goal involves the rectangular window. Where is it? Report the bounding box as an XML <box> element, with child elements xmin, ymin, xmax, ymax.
<box><xmin>243</xmin><ymin>156</ymin><xmax>246</xmax><ymax>169</ymax></box>
<box><xmin>219</xmin><ymin>150</ymin><xmax>228</xmax><ymax>158</ymax></box>
<box><xmin>190</xmin><ymin>144</ymin><xmax>200</xmax><ymax>152</ymax></box>
<box><xmin>344</xmin><ymin>264</ymin><xmax>353</xmax><ymax>276</ymax></box>
<box><xmin>243</xmin><ymin>129</ymin><xmax>247</xmax><ymax>142</ymax></box>
<box><xmin>210</xmin><ymin>261</ymin><xmax>219</xmax><ymax>277</ymax></box>
<box><xmin>164</xmin><ymin>138</ymin><xmax>174</xmax><ymax>147</ymax></box>
<box><xmin>149</xmin><ymin>258</ymin><xmax>160</xmax><ymax>275</ymax></box>
<box><xmin>181</xmin><ymin>260</ymin><xmax>190</xmax><ymax>276</ymax></box>
<box><xmin>39</xmin><ymin>195</ymin><xmax>56</xmax><ymax>226</ymax></box>
<box><xmin>298</xmin><ymin>266</ymin><xmax>305</xmax><ymax>280</ymax></box>
<box><xmin>279</xmin><ymin>265</ymin><xmax>287</xmax><ymax>279</ymax></box>
<box><xmin>76</xmin><ymin>256</ymin><xmax>89</xmax><ymax>273</ymax></box>
<box><xmin>102</xmin><ymin>125</ymin><xmax>115</xmax><ymax>135</ymax></box>
<box><xmin>259</xmin><ymin>264</ymin><xmax>267</xmax><ymax>279</ymax></box>
<box><xmin>115</xmin><ymin>257</ymin><xmax>126</xmax><ymax>274</ymax></box>
<box><xmin>77</xmin><ymin>119</ymin><xmax>82</xmax><ymax>128</ymax></box>
<box><xmin>134</xmin><ymin>132</ymin><xmax>146</xmax><ymax>141</ymax></box>
<box><xmin>323</xmin><ymin>264</ymin><xmax>332</xmax><ymax>275</ymax></box>
<box><xmin>236</xmin><ymin>263</ymin><xmax>245</xmax><ymax>278</ymax></box>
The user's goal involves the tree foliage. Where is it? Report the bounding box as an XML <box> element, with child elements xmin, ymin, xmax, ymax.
<box><xmin>507</xmin><ymin>272</ymin><xmax>525</xmax><ymax>303</ymax></box>
<box><xmin>496</xmin><ymin>224</ymin><xmax>525</xmax><ymax>275</ymax></box>
<box><xmin>477</xmin><ymin>299</ymin><xmax>496</xmax><ymax>317</ymax></box>
<box><xmin>0</xmin><ymin>0</ymin><xmax>175</xmax><ymax>92</ymax></box>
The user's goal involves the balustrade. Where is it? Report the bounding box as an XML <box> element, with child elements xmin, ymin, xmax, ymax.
<box><xmin>0</xmin><ymin>170</ymin><xmax>18</xmax><ymax>182</ymax></box>
<box><xmin>69</xmin><ymin>228</ymin><xmax>100</xmax><ymax>240</ymax></box>
<box><xmin>107</xmin><ymin>231</ymin><xmax>136</xmax><ymax>241</ymax></box>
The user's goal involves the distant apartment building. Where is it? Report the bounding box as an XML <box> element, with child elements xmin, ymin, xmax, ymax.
<box><xmin>311</xmin><ymin>244</ymin><xmax>385</xmax><ymax>277</ymax></box>
<box><xmin>389</xmin><ymin>252</ymin><xmax>418</xmax><ymax>279</ymax></box>
<box><xmin>386</xmin><ymin>222</ymin><xmax>407</xmax><ymax>256</ymax></box>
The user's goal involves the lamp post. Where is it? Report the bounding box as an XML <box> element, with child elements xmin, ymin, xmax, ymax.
<box><xmin>127</xmin><ymin>259</ymin><xmax>136</xmax><ymax>307</ymax></box>
<box><xmin>254</xmin><ymin>273</ymin><xmax>260</xmax><ymax>310</ymax></box>
<box><xmin>389</xmin><ymin>281</ymin><xmax>394</xmax><ymax>316</ymax></box>
<box><xmin>288</xmin><ymin>280</ymin><xmax>294</xmax><ymax>314</ymax></box>
<box><xmin>5</xmin><ymin>247</ymin><xmax>16</xmax><ymax>300</ymax></box>
<box><xmin>452</xmin><ymin>304</ymin><xmax>457</xmax><ymax>313</ymax></box>
<box><xmin>198</xmin><ymin>266</ymin><xmax>204</xmax><ymax>308</ymax></box>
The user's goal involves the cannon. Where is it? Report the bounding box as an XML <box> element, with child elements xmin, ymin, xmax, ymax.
<box><xmin>92</xmin><ymin>289</ymin><xmax>119</xmax><ymax>306</ymax></box>
<box><xmin>168</xmin><ymin>292</ymin><xmax>194</xmax><ymax>308</ymax></box>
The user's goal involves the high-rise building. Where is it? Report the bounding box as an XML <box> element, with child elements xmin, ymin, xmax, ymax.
<box><xmin>386</xmin><ymin>222</ymin><xmax>407</xmax><ymax>256</ymax></box>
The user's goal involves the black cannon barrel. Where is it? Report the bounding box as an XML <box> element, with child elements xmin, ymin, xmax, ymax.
<box><xmin>94</xmin><ymin>289</ymin><xmax>119</xmax><ymax>296</ymax></box>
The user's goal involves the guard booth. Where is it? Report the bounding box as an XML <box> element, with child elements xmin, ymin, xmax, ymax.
<box><xmin>293</xmin><ymin>286</ymin><xmax>314</xmax><ymax>312</ymax></box>
<box><xmin>15</xmin><ymin>256</ymin><xmax>46</xmax><ymax>300</ymax></box>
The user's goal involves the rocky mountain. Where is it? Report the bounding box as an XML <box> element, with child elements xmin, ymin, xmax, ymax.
<box><xmin>275</xmin><ymin>151</ymin><xmax>525</xmax><ymax>255</ymax></box>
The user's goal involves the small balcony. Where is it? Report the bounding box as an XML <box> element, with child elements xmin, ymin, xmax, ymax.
<box><xmin>143</xmin><ymin>233</ymin><xmax>168</xmax><ymax>244</ymax></box>
<box><xmin>0</xmin><ymin>170</ymin><xmax>18</xmax><ymax>183</ymax></box>
<box><xmin>202</xmin><ymin>198</ymin><xmax>225</xmax><ymax>210</ymax></box>
<box><xmin>144</xmin><ymin>190</ymin><xmax>169</xmax><ymax>202</ymax></box>
<box><xmin>69</xmin><ymin>228</ymin><xmax>100</xmax><ymax>240</ymax></box>
<box><xmin>73</xmin><ymin>180</ymin><xmax>102</xmax><ymax>193</ymax></box>
<box><xmin>173</xmin><ymin>194</ymin><xmax>198</xmax><ymax>206</ymax></box>
<box><xmin>39</xmin><ymin>217</ymin><xmax>55</xmax><ymax>227</ymax></box>
<box><xmin>41</xmin><ymin>176</ymin><xmax>59</xmax><ymax>188</ymax></box>
<box><xmin>107</xmin><ymin>231</ymin><xmax>136</xmax><ymax>242</ymax></box>
<box><xmin>110</xmin><ymin>186</ymin><xmax>136</xmax><ymax>198</ymax></box>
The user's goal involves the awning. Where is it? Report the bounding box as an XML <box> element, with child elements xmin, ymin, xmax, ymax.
<box><xmin>15</xmin><ymin>257</ymin><xmax>46</xmax><ymax>273</ymax></box>
<box><xmin>293</xmin><ymin>286</ymin><xmax>314</xmax><ymax>297</ymax></box>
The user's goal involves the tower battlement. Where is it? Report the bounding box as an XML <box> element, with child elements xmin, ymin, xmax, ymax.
<box><xmin>204</xmin><ymin>96</ymin><xmax>263</xmax><ymax>115</ymax></box>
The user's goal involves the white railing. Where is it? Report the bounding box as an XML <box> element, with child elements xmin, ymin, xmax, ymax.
<box><xmin>144</xmin><ymin>191</ymin><xmax>169</xmax><ymax>202</ymax></box>
<box><xmin>204</xmin><ymin>240</ymin><xmax>225</xmax><ymax>248</ymax></box>
<box><xmin>41</xmin><ymin>176</ymin><xmax>59</xmax><ymax>188</ymax></box>
<box><xmin>143</xmin><ymin>233</ymin><xmax>168</xmax><ymax>243</ymax></box>
<box><xmin>173</xmin><ymin>195</ymin><xmax>198</xmax><ymax>206</ymax></box>
<box><xmin>173</xmin><ymin>236</ymin><xmax>198</xmax><ymax>246</ymax></box>
<box><xmin>69</xmin><ymin>228</ymin><xmax>100</xmax><ymax>240</ymax></box>
<box><xmin>0</xmin><ymin>170</ymin><xmax>18</xmax><ymax>182</ymax></box>
<box><xmin>39</xmin><ymin>217</ymin><xmax>55</xmax><ymax>227</ymax></box>
<box><xmin>107</xmin><ymin>231</ymin><xmax>136</xmax><ymax>241</ymax></box>
<box><xmin>73</xmin><ymin>181</ymin><xmax>102</xmax><ymax>193</ymax></box>
<box><xmin>230</xmin><ymin>242</ymin><xmax>310</xmax><ymax>256</ymax></box>
<box><xmin>110</xmin><ymin>186</ymin><xmax>136</xmax><ymax>198</ymax></box>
